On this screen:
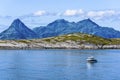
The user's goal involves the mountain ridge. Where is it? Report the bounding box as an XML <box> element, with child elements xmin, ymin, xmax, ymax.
<box><xmin>33</xmin><ymin>18</ymin><xmax>120</xmax><ymax>38</ymax></box>
<box><xmin>0</xmin><ymin>19</ymin><xmax>38</xmax><ymax>40</ymax></box>
<box><xmin>0</xmin><ymin>18</ymin><xmax>120</xmax><ymax>40</ymax></box>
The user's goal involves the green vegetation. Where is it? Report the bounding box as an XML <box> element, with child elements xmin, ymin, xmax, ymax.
<box><xmin>42</xmin><ymin>33</ymin><xmax>113</xmax><ymax>44</ymax></box>
<box><xmin>0</xmin><ymin>40</ymin><xmax>7</xmax><ymax>43</ymax></box>
<box><xmin>41</xmin><ymin>33</ymin><xmax>120</xmax><ymax>48</ymax></box>
<box><xmin>0</xmin><ymin>33</ymin><xmax>120</xmax><ymax>49</ymax></box>
<box><xmin>110</xmin><ymin>39</ymin><xmax>120</xmax><ymax>45</ymax></box>
<box><xmin>15</xmin><ymin>40</ymin><xmax>31</xmax><ymax>44</ymax></box>
<box><xmin>10</xmin><ymin>33</ymin><xmax>120</xmax><ymax>46</ymax></box>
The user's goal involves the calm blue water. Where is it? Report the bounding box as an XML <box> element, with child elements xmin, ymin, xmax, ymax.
<box><xmin>0</xmin><ymin>49</ymin><xmax>120</xmax><ymax>80</ymax></box>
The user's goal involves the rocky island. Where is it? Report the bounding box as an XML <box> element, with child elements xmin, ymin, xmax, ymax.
<box><xmin>0</xmin><ymin>33</ymin><xmax>120</xmax><ymax>49</ymax></box>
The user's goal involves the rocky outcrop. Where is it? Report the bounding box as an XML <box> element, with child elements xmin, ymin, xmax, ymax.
<box><xmin>0</xmin><ymin>39</ymin><xmax>120</xmax><ymax>49</ymax></box>
<box><xmin>0</xmin><ymin>33</ymin><xmax>120</xmax><ymax>49</ymax></box>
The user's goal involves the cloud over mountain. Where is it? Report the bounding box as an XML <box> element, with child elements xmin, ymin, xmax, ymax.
<box><xmin>16</xmin><ymin>9</ymin><xmax>120</xmax><ymax>20</ymax></box>
<box><xmin>33</xmin><ymin>10</ymin><xmax>57</xmax><ymax>16</ymax></box>
<box><xmin>63</xmin><ymin>9</ymin><xmax>84</xmax><ymax>16</ymax></box>
<box><xmin>31</xmin><ymin>9</ymin><xmax>120</xmax><ymax>21</ymax></box>
<box><xmin>87</xmin><ymin>10</ymin><xmax>118</xmax><ymax>20</ymax></box>
<box><xmin>1</xmin><ymin>9</ymin><xmax>120</xmax><ymax>32</ymax></box>
<box><xmin>33</xmin><ymin>10</ymin><xmax>47</xmax><ymax>16</ymax></box>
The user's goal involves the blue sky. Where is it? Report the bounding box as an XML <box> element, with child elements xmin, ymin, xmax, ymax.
<box><xmin>0</xmin><ymin>0</ymin><xmax>120</xmax><ymax>32</ymax></box>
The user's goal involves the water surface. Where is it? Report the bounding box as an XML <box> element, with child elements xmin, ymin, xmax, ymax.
<box><xmin>0</xmin><ymin>49</ymin><xmax>120</xmax><ymax>80</ymax></box>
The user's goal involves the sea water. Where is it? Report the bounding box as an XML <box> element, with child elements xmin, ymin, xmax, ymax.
<box><xmin>0</xmin><ymin>49</ymin><xmax>120</xmax><ymax>80</ymax></box>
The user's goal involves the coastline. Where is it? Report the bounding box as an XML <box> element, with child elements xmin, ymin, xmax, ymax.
<box><xmin>0</xmin><ymin>33</ymin><xmax>120</xmax><ymax>50</ymax></box>
<box><xmin>0</xmin><ymin>41</ymin><xmax>120</xmax><ymax>50</ymax></box>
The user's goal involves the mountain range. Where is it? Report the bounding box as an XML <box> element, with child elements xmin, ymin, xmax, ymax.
<box><xmin>34</xmin><ymin>19</ymin><xmax>120</xmax><ymax>38</ymax></box>
<box><xmin>0</xmin><ymin>18</ymin><xmax>120</xmax><ymax>40</ymax></box>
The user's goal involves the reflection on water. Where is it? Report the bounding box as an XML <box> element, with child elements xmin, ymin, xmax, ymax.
<box><xmin>0</xmin><ymin>49</ymin><xmax>120</xmax><ymax>80</ymax></box>
<box><xmin>87</xmin><ymin>63</ymin><xmax>94</xmax><ymax>70</ymax></box>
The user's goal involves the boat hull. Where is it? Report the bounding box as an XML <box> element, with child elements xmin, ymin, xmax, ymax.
<box><xmin>87</xmin><ymin>60</ymin><xmax>97</xmax><ymax>63</ymax></box>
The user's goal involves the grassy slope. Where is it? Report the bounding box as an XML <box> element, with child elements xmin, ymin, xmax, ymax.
<box><xmin>0</xmin><ymin>33</ymin><xmax>120</xmax><ymax>48</ymax></box>
<box><xmin>42</xmin><ymin>33</ymin><xmax>120</xmax><ymax>45</ymax></box>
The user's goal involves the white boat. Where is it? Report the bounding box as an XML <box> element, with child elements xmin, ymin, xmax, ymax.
<box><xmin>87</xmin><ymin>56</ymin><xmax>97</xmax><ymax>63</ymax></box>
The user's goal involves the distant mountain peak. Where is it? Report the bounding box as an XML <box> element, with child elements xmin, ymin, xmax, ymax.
<box><xmin>10</xmin><ymin>18</ymin><xmax>27</xmax><ymax>29</ymax></box>
<box><xmin>14</xmin><ymin>18</ymin><xmax>21</xmax><ymax>22</ymax></box>
<box><xmin>11</xmin><ymin>18</ymin><xmax>22</xmax><ymax>24</ymax></box>
<box><xmin>77</xmin><ymin>18</ymin><xmax>99</xmax><ymax>26</ymax></box>
<box><xmin>79</xmin><ymin>18</ymin><xmax>93</xmax><ymax>23</ymax></box>
<box><xmin>55</xmin><ymin>19</ymin><xmax>67</xmax><ymax>22</ymax></box>
<box><xmin>48</xmin><ymin>19</ymin><xmax>69</xmax><ymax>26</ymax></box>
<box><xmin>52</xmin><ymin>19</ymin><xmax>69</xmax><ymax>24</ymax></box>
<box><xmin>0</xmin><ymin>18</ymin><xmax>38</xmax><ymax>40</ymax></box>
<box><xmin>85</xmin><ymin>18</ymin><xmax>92</xmax><ymax>21</ymax></box>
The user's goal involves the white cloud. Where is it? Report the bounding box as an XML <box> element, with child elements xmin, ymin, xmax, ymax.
<box><xmin>87</xmin><ymin>10</ymin><xmax>117</xmax><ymax>20</ymax></box>
<box><xmin>63</xmin><ymin>9</ymin><xmax>84</xmax><ymax>16</ymax></box>
<box><xmin>33</xmin><ymin>10</ymin><xmax>46</xmax><ymax>16</ymax></box>
<box><xmin>61</xmin><ymin>9</ymin><xmax>120</xmax><ymax>20</ymax></box>
<box><xmin>20</xmin><ymin>9</ymin><xmax>120</xmax><ymax>22</ymax></box>
<box><xmin>29</xmin><ymin>9</ymin><xmax>120</xmax><ymax>20</ymax></box>
<box><xmin>33</xmin><ymin>10</ymin><xmax>58</xmax><ymax>16</ymax></box>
